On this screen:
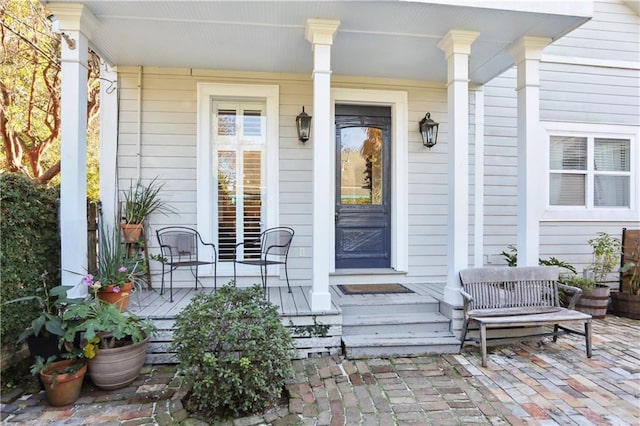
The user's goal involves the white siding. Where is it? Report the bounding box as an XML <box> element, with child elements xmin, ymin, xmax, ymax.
<box><xmin>482</xmin><ymin>0</ymin><xmax>640</xmax><ymax>272</ymax></box>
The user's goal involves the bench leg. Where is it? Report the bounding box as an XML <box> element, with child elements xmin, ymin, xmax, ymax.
<box><xmin>459</xmin><ymin>319</ymin><xmax>469</xmax><ymax>352</ymax></box>
<box><xmin>553</xmin><ymin>324</ymin><xmax>559</xmax><ymax>342</ymax></box>
<box><xmin>585</xmin><ymin>320</ymin><xmax>592</xmax><ymax>358</ymax></box>
<box><xmin>480</xmin><ymin>323</ymin><xmax>488</xmax><ymax>367</ymax></box>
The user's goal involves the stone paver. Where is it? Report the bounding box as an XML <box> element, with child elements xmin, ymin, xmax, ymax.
<box><xmin>1</xmin><ymin>315</ymin><xmax>638</xmax><ymax>425</ymax></box>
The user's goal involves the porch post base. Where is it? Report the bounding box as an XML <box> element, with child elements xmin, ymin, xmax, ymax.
<box><xmin>310</xmin><ymin>290</ymin><xmax>332</xmax><ymax>312</ymax></box>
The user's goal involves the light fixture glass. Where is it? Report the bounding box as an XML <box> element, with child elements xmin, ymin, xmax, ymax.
<box><xmin>296</xmin><ymin>107</ymin><xmax>312</xmax><ymax>143</ymax></box>
<box><xmin>419</xmin><ymin>113</ymin><xmax>439</xmax><ymax>148</ymax></box>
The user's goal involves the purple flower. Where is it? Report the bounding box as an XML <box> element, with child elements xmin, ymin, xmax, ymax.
<box><xmin>84</xmin><ymin>274</ymin><xmax>94</xmax><ymax>286</ymax></box>
<box><xmin>113</xmin><ymin>286</ymin><xmax>121</xmax><ymax>293</ymax></box>
<box><xmin>118</xmin><ymin>266</ymin><xmax>127</xmax><ymax>273</ymax></box>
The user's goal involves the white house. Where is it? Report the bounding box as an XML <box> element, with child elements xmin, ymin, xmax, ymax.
<box><xmin>45</xmin><ymin>0</ymin><xmax>639</xmax><ymax>355</ymax></box>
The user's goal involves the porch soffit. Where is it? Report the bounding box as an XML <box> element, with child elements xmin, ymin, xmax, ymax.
<box><xmin>43</xmin><ymin>1</ymin><xmax>591</xmax><ymax>84</ymax></box>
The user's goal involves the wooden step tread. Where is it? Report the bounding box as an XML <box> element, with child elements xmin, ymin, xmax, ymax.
<box><xmin>336</xmin><ymin>294</ymin><xmax>439</xmax><ymax>307</ymax></box>
<box><xmin>342</xmin><ymin>312</ymin><xmax>449</xmax><ymax>326</ymax></box>
<box><xmin>342</xmin><ymin>332</ymin><xmax>459</xmax><ymax>347</ymax></box>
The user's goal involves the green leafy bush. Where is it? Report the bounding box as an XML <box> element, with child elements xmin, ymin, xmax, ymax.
<box><xmin>0</xmin><ymin>173</ymin><xmax>60</xmax><ymax>347</ymax></box>
<box><xmin>172</xmin><ymin>284</ymin><xmax>296</xmax><ymax>420</ymax></box>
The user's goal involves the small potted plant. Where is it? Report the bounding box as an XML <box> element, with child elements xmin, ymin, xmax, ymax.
<box><xmin>89</xmin><ymin>221</ymin><xmax>145</xmax><ymax>311</ymax></box>
<box><xmin>31</xmin><ymin>355</ymin><xmax>87</xmax><ymax>406</ymax></box>
<box><xmin>62</xmin><ymin>285</ymin><xmax>156</xmax><ymax>390</ymax></box>
<box><xmin>121</xmin><ymin>177</ymin><xmax>174</xmax><ymax>242</ymax></box>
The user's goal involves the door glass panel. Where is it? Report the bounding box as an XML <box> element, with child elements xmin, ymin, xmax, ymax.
<box><xmin>340</xmin><ymin>126</ymin><xmax>383</xmax><ymax>205</ymax></box>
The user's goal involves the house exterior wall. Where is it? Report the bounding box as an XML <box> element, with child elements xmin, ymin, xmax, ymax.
<box><xmin>115</xmin><ymin>68</ymin><xmax>450</xmax><ymax>287</ymax></box>
<box><xmin>482</xmin><ymin>0</ymin><xmax>640</xmax><ymax>277</ymax></box>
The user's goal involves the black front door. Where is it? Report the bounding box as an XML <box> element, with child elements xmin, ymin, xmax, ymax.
<box><xmin>335</xmin><ymin>105</ymin><xmax>391</xmax><ymax>269</ymax></box>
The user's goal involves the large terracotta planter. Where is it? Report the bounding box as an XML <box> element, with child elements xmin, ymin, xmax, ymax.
<box><xmin>88</xmin><ymin>336</ymin><xmax>148</xmax><ymax>390</ymax></box>
<box><xmin>40</xmin><ymin>359</ymin><xmax>87</xmax><ymax>406</ymax></box>
<box><xmin>575</xmin><ymin>285</ymin><xmax>610</xmax><ymax>319</ymax></box>
<box><xmin>97</xmin><ymin>282</ymin><xmax>134</xmax><ymax>312</ymax></box>
<box><xmin>611</xmin><ymin>292</ymin><xmax>640</xmax><ymax>320</ymax></box>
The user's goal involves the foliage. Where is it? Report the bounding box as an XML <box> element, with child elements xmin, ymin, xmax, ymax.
<box><xmin>172</xmin><ymin>284</ymin><xmax>296</xmax><ymax>420</ymax></box>
<box><xmin>587</xmin><ymin>232</ymin><xmax>621</xmax><ymax>283</ymax></box>
<box><xmin>62</xmin><ymin>287</ymin><xmax>156</xmax><ymax>359</ymax></box>
<box><xmin>289</xmin><ymin>316</ymin><xmax>330</xmax><ymax>338</ymax></box>
<box><xmin>86</xmin><ymin>221</ymin><xmax>136</xmax><ymax>290</ymax></box>
<box><xmin>3</xmin><ymin>277</ymin><xmax>79</xmax><ymax>343</ymax></box>
<box><xmin>0</xmin><ymin>0</ymin><xmax>101</xmax><ymax>185</ymax></box>
<box><xmin>563</xmin><ymin>275</ymin><xmax>596</xmax><ymax>293</ymax></box>
<box><xmin>620</xmin><ymin>237</ymin><xmax>640</xmax><ymax>296</ymax></box>
<box><xmin>30</xmin><ymin>356</ymin><xmax>85</xmax><ymax>389</ymax></box>
<box><xmin>500</xmin><ymin>245</ymin><xmax>577</xmax><ymax>274</ymax></box>
<box><xmin>122</xmin><ymin>177</ymin><xmax>175</xmax><ymax>224</ymax></box>
<box><xmin>0</xmin><ymin>173</ymin><xmax>60</xmax><ymax>347</ymax></box>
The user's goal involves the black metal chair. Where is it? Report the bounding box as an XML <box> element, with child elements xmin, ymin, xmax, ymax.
<box><xmin>233</xmin><ymin>227</ymin><xmax>294</xmax><ymax>293</ymax></box>
<box><xmin>156</xmin><ymin>226</ymin><xmax>217</xmax><ymax>302</ymax></box>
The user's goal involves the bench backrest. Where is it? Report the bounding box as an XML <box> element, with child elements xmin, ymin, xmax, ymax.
<box><xmin>459</xmin><ymin>266</ymin><xmax>560</xmax><ymax>310</ymax></box>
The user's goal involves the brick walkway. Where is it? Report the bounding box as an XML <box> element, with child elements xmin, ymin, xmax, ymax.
<box><xmin>1</xmin><ymin>315</ymin><xmax>638</xmax><ymax>425</ymax></box>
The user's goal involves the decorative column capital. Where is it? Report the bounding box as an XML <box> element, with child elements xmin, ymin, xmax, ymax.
<box><xmin>437</xmin><ymin>30</ymin><xmax>479</xmax><ymax>58</ymax></box>
<box><xmin>305</xmin><ymin>19</ymin><xmax>340</xmax><ymax>46</ymax></box>
<box><xmin>507</xmin><ymin>36</ymin><xmax>552</xmax><ymax>64</ymax></box>
<box><xmin>46</xmin><ymin>3</ymin><xmax>99</xmax><ymax>39</ymax></box>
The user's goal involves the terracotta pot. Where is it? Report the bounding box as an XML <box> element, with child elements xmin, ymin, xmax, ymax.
<box><xmin>88</xmin><ymin>336</ymin><xmax>148</xmax><ymax>390</ymax></box>
<box><xmin>611</xmin><ymin>292</ymin><xmax>640</xmax><ymax>320</ymax></box>
<box><xmin>575</xmin><ymin>285</ymin><xmax>610</xmax><ymax>319</ymax></box>
<box><xmin>40</xmin><ymin>359</ymin><xmax>87</xmax><ymax>406</ymax></box>
<box><xmin>97</xmin><ymin>282</ymin><xmax>134</xmax><ymax>312</ymax></box>
<box><xmin>121</xmin><ymin>223</ymin><xmax>143</xmax><ymax>243</ymax></box>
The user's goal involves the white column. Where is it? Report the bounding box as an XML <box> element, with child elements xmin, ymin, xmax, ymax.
<box><xmin>472</xmin><ymin>87</ymin><xmax>485</xmax><ymax>267</ymax></box>
<box><xmin>47</xmin><ymin>4</ymin><xmax>98</xmax><ymax>295</ymax></box>
<box><xmin>438</xmin><ymin>30</ymin><xmax>478</xmax><ymax>307</ymax></box>
<box><xmin>508</xmin><ymin>37</ymin><xmax>551</xmax><ymax>267</ymax></box>
<box><xmin>99</xmin><ymin>63</ymin><xmax>118</xmax><ymax>229</ymax></box>
<box><xmin>305</xmin><ymin>19</ymin><xmax>340</xmax><ymax>312</ymax></box>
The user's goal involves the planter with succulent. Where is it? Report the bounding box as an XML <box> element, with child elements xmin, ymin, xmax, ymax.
<box><xmin>31</xmin><ymin>355</ymin><xmax>87</xmax><ymax>406</ymax></box>
<box><xmin>121</xmin><ymin>178</ymin><xmax>175</xmax><ymax>242</ymax></box>
<box><xmin>611</xmin><ymin>229</ymin><xmax>640</xmax><ymax>319</ymax></box>
<box><xmin>62</xmin><ymin>285</ymin><xmax>156</xmax><ymax>390</ymax></box>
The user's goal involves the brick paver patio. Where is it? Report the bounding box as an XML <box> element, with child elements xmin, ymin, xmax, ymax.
<box><xmin>1</xmin><ymin>315</ymin><xmax>638</xmax><ymax>425</ymax></box>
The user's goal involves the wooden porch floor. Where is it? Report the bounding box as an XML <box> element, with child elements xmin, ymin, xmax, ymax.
<box><xmin>128</xmin><ymin>282</ymin><xmax>444</xmax><ymax>319</ymax></box>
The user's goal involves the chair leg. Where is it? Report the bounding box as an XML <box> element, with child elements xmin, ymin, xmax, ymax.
<box><xmin>169</xmin><ymin>266</ymin><xmax>174</xmax><ymax>303</ymax></box>
<box><xmin>585</xmin><ymin>320</ymin><xmax>592</xmax><ymax>358</ymax></box>
<box><xmin>195</xmin><ymin>265</ymin><xmax>199</xmax><ymax>291</ymax></box>
<box><xmin>160</xmin><ymin>263</ymin><xmax>166</xmax><ymax>295</ymax></box>
<box><xmin>233</xmin><ymin>261</ymin><xmax>237</xmax><ymax>284</ymax></box>
<box><xmin>284</xmin><ymin>262</ymin><xmax>291</xmax><ymax>293</ymax></box>
<box><xmin>213</xmin><ymin>262</ymin><xmax>217</xmax><ymax>292</ymax></box>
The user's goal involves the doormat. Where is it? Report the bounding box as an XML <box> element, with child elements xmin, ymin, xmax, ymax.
<box><xmin>338</xmin><ymin>283</ymin><xmax>414</xmax><ymax>295</ymax></box>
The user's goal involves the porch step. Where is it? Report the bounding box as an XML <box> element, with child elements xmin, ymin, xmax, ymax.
<box><xmin>338</xmin><ymin>292</ymin><xmax>460</xmax><ymax>358</ymax></box>
<box><xmin>342</xmin><ymin>333</ymin><xmax>460</xmax><ymax>358</ymax></box>
<box><xmin>342</xmin><ymin>312</ymin><xmax>450</xmax><ymax>335</ymax></box>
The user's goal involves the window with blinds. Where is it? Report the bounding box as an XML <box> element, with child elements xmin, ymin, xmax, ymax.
<box><xmin>549</xmin><ymin>135</ymin><xmax>630</xmax><ymax>208</ymax></box>
<box><xmin>213</xmin><ymin>102</ymin><xmax>266</xmax><ymax>261</ymax></box>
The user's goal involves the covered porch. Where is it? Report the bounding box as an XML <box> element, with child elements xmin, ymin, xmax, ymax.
<box><xmin>127</xmin><ymin>282</ymin><xmax>453</xmax><ymax>363</ymax></box>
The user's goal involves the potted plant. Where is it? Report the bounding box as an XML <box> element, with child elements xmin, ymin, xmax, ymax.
<box><xmin>4</xmin><ymin>275</ymin><xmax>79</xmax><ymax>362</ymax></box>
<box><xmin>89</xmin><ymin>221</ymin><xmax>142</xmax><ymax>311</ymax></box>
<box><xmin>562</xmin><ymin>274</ymin><xmax>607</xmax><ymax>319</ymax></box>
<box><xmin>121</xmin><ymin>177</ymin><xmax>174</xmax><ymax>242</ymax></box>
<box><xmin>62</xmin><ymin>286</ymin><xmax>156</xmax><ymax>390</ymax></box>
<box><xmin>611</xmin><ymin>229</ymin><xmax>640</xmax><ymax>319</ymax></box>
<box><xmin>31</xmin><ymin>355</ymin><xmax>87</xmax><ymax>406</ymax></box>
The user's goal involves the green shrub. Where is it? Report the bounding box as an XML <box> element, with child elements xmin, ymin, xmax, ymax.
<box><xmin>172</xmin><ymin>284</ymin><xmax>296</xmax><ymax>420</ymax></box>
<box><xmin>0</xmin><ymin>173</ymin><xmax>60</xmax><ymax>347</ymax></box>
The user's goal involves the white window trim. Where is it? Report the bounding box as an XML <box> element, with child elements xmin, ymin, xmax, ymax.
<box><xmin>330</xmin><ymin>88</ymin><xmax>409</xmax><ymax>272</ymax></box>
<box><xmin>197</xmin><ymin>83</ymin><xmax>280</xmax><ymax>276</ymax></box>
<box><xmin>541</xmin><ymin>121</ymin><xmax>639</xmax><ymax>222</ymax></box>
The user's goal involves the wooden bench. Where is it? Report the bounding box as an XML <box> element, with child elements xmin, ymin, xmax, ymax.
<box><xmin>459</xmin><ymin>266</ymin><xmax>592</xmax><ymax>367</ymax></box>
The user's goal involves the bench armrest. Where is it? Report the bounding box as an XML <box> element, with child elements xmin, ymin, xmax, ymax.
<box><xmin>460</xmin><ymin>289</ymin><xmax>473</xmax><ymax>313</ymax></box>
<box><xmin>558</xmin><ymin>283</ymin><xmax>583</xmax><ymax>310</ymax></box>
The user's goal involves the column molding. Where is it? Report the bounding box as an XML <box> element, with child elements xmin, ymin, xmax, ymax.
<box><xmin>305</xmin><ymin>19</ymin><xmax>340</xmax><ymax>312</ymax></box>
<box><xmin>438</xmin><ymin>30</ymin><xmax>478</xmax><ymax>307</ymax></box>
<box><xmin>508</xmin><ymin>37</ymin><xmax>552</xmax><ymax>266</ymax></box>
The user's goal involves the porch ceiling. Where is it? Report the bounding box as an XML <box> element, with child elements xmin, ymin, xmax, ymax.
<box><xmin>44</xmin><ymin>0</ymin><xmax>592</xmax><ymax>84</ymax></box>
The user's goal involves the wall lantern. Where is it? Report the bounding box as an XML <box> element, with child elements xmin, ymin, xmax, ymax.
<box><xmin>419</xmin><ymin>112</ymin><xmax>439</xmax><ymax>148</ymax></box>
<box><xmin>296</xmin><ymin>106</ymin><xmax>312</xmax><ymax>143</ymax></box>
